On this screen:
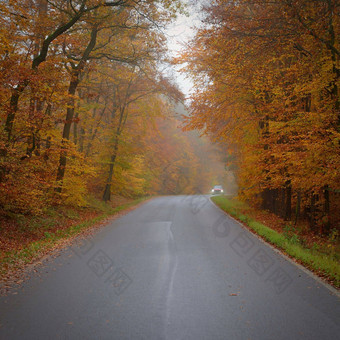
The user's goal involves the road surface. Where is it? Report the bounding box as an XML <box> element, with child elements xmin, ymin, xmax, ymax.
<box><xmin>0</xmin><ymin>196</ymin><xmax>339</xmax><ymax>339</ymax></box>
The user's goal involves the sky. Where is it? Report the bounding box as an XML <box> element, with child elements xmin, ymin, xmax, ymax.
<box><xmin>165</xmin><ymin>1</ymin><xmax>202</xmax><ymax>99</ymax></box>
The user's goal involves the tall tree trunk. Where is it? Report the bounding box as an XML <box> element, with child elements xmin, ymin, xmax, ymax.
<box><xmin>280</xmin><ymin>188</ymin><xmax>284</xmax><ymax>218</ymax></box>
<box><xmin>261</xmin><ymin>188</ymin><xmax>270</xmax><ymax>210</ymax></box>
<box><xmin>79</xmin><ymin>127</ymin><xmax>85</xmax><ymax>153</ymax></box>
<box><xmin>85</xmin><ymin>104</ymin><xmax>109</xmax><ymax>157</ymax></box>
<box><xmin>323</xmin><ymin>185</ymin><xmax>330</xmax><ymax>234</ymax></box>
<box><xmin>73</xmin><ymin>110</ymin><xmax>79</xmax><ymax>145</ymax></box>
<box><xmin>55</xmin><ymin>75</ymin><xmax>80</xmax><ymax>192</ymax></box>
<box><xmin>55</xmin><ymin>26</ymin><xmax>98</xmax><ymax>193</ymax></box>
<box><xmin>102</xmin><ymin>103</ymin><xmax>128</xmax><ymax>201</ymax></box>
<box><xmin>4</xmin><ymin>85</ymin><xmax>27</xmax><ymax>142</ymax></box>
<box><xmin>310</xmin><ymin>193</ymin><xmax>316</xmax><ymax>231</ymax></box>
<box><xmin>294</xmin><ymin>190</ymin><xmax>301</xmax><ymax>226</ymax></box>
<box><xmin>103</xmin><ymin>139</ymin><xmax>119</xmax><ymax>202</ymax></box>
<box><xmin>285</xmin><ymin>181</ymin><xmax>292</xmax><ymax>221</ymax></box>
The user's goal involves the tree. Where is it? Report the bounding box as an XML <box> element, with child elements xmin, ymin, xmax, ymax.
<box><xmin>182</xmin><ymin>0</ymin><xmax>340</xmax><ymax>231</ymax></box>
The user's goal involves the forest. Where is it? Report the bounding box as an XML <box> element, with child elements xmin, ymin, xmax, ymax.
<box><xmin>182</xmin><ymin>0</ymin><xmax>340</xmax><ymax>234</ymax></box>
<box><xmin>0</xmin><ymin>0</ymin><xmax>339</xmax><ymax>290</ymax></box>
<box><xmin>1</xmin><ymin>0</ymin><xmax>339</xmax><ymax>234</ymax></box>
<box><xmin>0</xmin><ymin>0</ymin><xmax>224</xmax><ymax>217</ymax></box>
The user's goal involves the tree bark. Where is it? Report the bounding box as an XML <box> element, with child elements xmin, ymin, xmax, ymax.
<box><xmin>294</xmin><ymin>190</ymin><xmax>301</xmax><ymax>226</ymax></box>
<box><xmin>103</xmin><ymin>141</ymin><xmax>119</xmax><ymax>202</ymax></box>
<box><xmin>323</xmin><ymin>185</ymin><xmax>330</xmax><ymax>234</ymax></box>
<box><xmin>55</xmin><ymin>27</ymin><xmax>98</xmax><ymax>193</ymax></box>
<box><xmin>4</xmin><ymin>5</ymin><xmax>85</xmax><ymax>142</ymax></box>
<box><xmin>102</xmin><ymin>103</ymin><xmax>128</xmax><ymax>201</ymax></box>
<box><xmin>73</xmin><ymin>110</ymin><xmax>79</xmax><ymax>145</ymax></box>
<box><xmin>310</xmin><ymin>193</ymin><xmax>316</xmax><ymax>231</ymax></box>
<box><xmin>85</xmin><ymin>103</ymin><xmax>109</xmax><ymax>157</ymax></box>
<box><xmin>284</xmin><ymin>181</ymin><xmax>292</xmax><ymax>221</ymax></box>
<box><xmin>55</xmin><ymin>75</ymin><xmax>80</xmax><ymax>192</ymax></box>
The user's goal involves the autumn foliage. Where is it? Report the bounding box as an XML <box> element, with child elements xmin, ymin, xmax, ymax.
<box><xmin>0</xmin><ymin>0</ymin><xmax>220</xmax><ymax>216</ymax></box>
<box><xmin>182</xmin><ymin>0</ymin><xmax>340</xmax><ymax>233</ymax></box>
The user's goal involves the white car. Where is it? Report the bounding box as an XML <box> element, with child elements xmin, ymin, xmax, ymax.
<box><xmin>211</xmin><ymin>185</ymin><xmax>224</xmax><ymax>194</ymax></box>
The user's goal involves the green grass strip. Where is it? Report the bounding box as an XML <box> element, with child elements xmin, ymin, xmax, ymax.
<box><xmin>211</xmin><ymin>195</ymin><xmax>340</xmax><ymax>288</ymax></box>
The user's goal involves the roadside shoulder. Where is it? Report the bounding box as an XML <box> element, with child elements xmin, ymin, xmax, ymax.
<box><xmin>209</xmin><ymin>195</ymin><xmax>340</xmax><ymax>297</ymax></box>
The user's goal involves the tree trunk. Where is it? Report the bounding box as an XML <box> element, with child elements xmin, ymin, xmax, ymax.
<box><xmin>284</xmin><ymin>182</ymin><xmax>292</xmax><ymax>221</ymax></box>
<box><xmin>3</xmin><ymin>5</ymin><xmax>84</xmax><ymax>142</ymax></box>
<box><xmin>55</xmin><ymin>76</ymin><xmax>79</xmax><ymax>192</ymax></box>
<box><xmin>261</xmin><ymin>188</ymin><xmax>271</xmax><ymax>211</ymax></box>
<box><xmin>323</xmin><ymin>185</ymin><xmax>330</xmax><ymax>234</ymax></box>
<box><xmin>4</xmin><ymin>87</ymin><xmax>25</xmax><ymax>142</ymax></box>
<box><xmin>102</xmin><ymin>103</ymin><xmax>128</xmax><ymax>201</ymax></box>
<box><xmin>280</xmin><ymin>188</ymin><xmax>286</xmax><ymax>219</ymax></box>
<box><xmin>294</xmin><ymin>190</ymin><xmax>301</xmax><ymax>225</ymax></box>
<box><xmin>73</xmin><ymin>110</ymin><xmax>79</xmax><ymax>145</ymax></box>
<box><xmin>79</xmin><ymin>127</ymin><xmax>85</xmax><ymax>153</ymax></box>
<box><xmin>85</xmin><ymin>104</ymin><xmax>108</xmax><ymax>157</ymax></box>
<box><xmin>55</xmin><ymin>27</ymin><xmax>98</xmax><ymax>193</ymax></box>
<box><xmin>103</xmin><ymin>139</ymin><xmax>119</xmax><ymax>202</ymax></box>
<box><xmin>310</xmin><ymin>193</ymin><xmax>316</xmax><ymax>231</ymax></box>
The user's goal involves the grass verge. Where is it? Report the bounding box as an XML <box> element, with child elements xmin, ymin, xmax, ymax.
<box><xmin>211</xmin><ymin>195</ymin><xmax>340</xmax><ymax>288</ymax></box>
<box><xmin>0</xmin><ymin>196</ymin><xmax>148</xmax><ymax>286</ymax></box>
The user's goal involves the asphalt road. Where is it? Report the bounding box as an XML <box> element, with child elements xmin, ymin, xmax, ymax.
<box><xmin>0</xmin><ymin>196</ymin><xmax>339</xmax><ymax>340</ymax></box>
